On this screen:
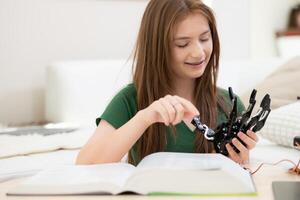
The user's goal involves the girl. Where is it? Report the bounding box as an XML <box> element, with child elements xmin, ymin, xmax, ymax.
<box><xmin>76</xmin><ymin>0</ymin><xmax>258</xmax><ymax>166</ymax></box>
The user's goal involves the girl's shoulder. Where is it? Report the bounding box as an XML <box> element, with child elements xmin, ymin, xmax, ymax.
<box><xmin>216</xmin><ymin>87</ymin><xmax>229</xmax><ymax>98</ymax></box>
<box><xmin>115</xmin><ymin>83</ymin><xmax>137</xmax><ymax>99</ymax></box>
<box><xmin>216</xmin><ymin>87</ymin><xmax>241</xmax><ymax>101</ymax></box>
<box><xmin>96</xmin><ymin>83</ymin><xmax>137</xmax><ymax>127</ymax></box>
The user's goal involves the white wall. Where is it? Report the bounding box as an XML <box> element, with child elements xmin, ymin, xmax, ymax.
<box><xmin>0</xmin><ymin>0</ymin><xmax>299</xmax><ymax>125</ymax></box>
<box><xmin>249</xmin><ymin>0</ymin><xmax>298</xmax><ymax>59</ymax></box>
<box><xmin>212</xmin><ymin>0</ymin><xmax>251</xmax><ymax>60</ymax></box>
<box><xmin>0</xmin><ymin>0</ymin><xmax>148</xmax><ymax>125</ymax></box>
<box><xmin>212</xmin><ymin>0</ymin><xmax>299</xmax><ymax>60</ymax></box>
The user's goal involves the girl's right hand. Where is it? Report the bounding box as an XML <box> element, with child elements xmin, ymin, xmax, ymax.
<box><xmin>141</xmin><ymin>95</ymin><xmax>200</xmax><ymax>126</ymax></box>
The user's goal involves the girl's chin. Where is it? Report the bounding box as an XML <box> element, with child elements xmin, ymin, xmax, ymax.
<box><xmin>184</xmin><ymin>65</ymin><xmax>206</xmax><ymax>78</ymax></box>
<box><xmin>189</xmin><ymin>72</ymin><xmax>205</xmax><ymax>78</ymax></box>
<box><xmin>180</xmin><ymin>71</ymin><xmax>205</xmax><ymax>79</ymax></box>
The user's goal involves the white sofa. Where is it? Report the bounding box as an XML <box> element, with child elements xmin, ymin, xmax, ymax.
<box><xmin>45</xmin><ymin>60</ymin><xmax>133</xmax><ymax>126</ymax></box>
<box><xmin>45</xmin><ymin>58</ymin><xmax>288</xmax><ymax>125</ymax></box>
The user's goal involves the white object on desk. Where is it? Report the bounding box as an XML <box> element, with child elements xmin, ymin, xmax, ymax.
<box><xmin>7</xmin><ymin>153</ymin><xmax>256</xmax><ymax>196</ymax></box>
<box><xmin>0</xmin><ymin>126</ymin><xmax>93</xmax><ymax>159</ymax></box>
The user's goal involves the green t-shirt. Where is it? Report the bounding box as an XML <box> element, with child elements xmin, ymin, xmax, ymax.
<box><xmin>96</xmin><ymin>83</ymin><xmax>245</xmax><ymax>164</ymax></box>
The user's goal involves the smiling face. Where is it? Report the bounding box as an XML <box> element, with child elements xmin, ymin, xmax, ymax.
<box><xmin>170</xmin><ymin>12</ymin><xmax>213</xmax><ymax>81</ymax></box>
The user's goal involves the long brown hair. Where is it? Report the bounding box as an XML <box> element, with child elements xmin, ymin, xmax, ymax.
<box><xmin>288</xmin><ymin>4</ymin><xmax>300</xmax><ymax>29</ymax></box>
<box><xmin>131</xmin><ymin>0</ymin><xmax>225</xmax><ymax>165</ymax></box>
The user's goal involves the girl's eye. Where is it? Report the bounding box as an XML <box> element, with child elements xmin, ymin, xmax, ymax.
<box><xmin>176</xmin><ymin>43</ymin><xmax>188</xmax><ymax>48</ymax></box>
<box><xmin>200</xmin><ymin>38</ymin><xmax>210</xmax><ymax>42</ymax></box>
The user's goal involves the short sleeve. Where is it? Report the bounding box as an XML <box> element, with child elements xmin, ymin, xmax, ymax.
<box><xmin>96</xmin><ymin>84</ymin><xmax>137</xmax><ymax>129</ymax></box>
<box><xmin>217</xmin><ymin>87</ymin><xmax>246</xmax><ymax>125</ymax></box>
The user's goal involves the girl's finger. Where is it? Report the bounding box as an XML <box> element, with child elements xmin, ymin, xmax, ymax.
<box><xmin>173</xmin><ymin>103</ymin><xmax>185</xmax><ymax>125</ymax></box>
<box><xmin>237</xmin><ymin>132</ymin><xmax>256</xmax><ymax>150</ymax></box>
<box><xmin>160</xmin><ymin>98</ymin><xmax>176</xmax><ymax>123</ymax></box>
<box><xmin>156</xmin><ymin>100</ymin><xmax>170</xmax><ymax>126</ymax></box>
<box><xmin>231</xmin><ymin>138</ymin><xmax>248</xmax><ymax>155</ymax></box>
<box><xmin>246</xmin><ymin>130</ymin><xmax>259</xmax><ymax>142</ymax></box>
<box><xmin>165</xmin><ymin>95</ymin><xmax>184</xmax><ymax>125</ymax></box>
<box><xmin>226</xmin><ymin>143</ymin><xmax>242</xmax><ymax>164</ymax></box>
<box><xmin>174</xmin><ymin>96</ymin><xmax>199</xmax><ymax>119</ymax></box>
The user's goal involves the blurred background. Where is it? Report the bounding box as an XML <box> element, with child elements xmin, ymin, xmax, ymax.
<box><xmin>0</xmin><ymin>0</ymin><xmax>300</xmax><ymax>125</ymax></box>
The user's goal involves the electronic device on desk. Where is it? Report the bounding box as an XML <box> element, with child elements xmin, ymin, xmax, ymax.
<box><xmin>293</xmin><ymin>96</ymin><xmax>299</xmax><ymax>150</ymax></box>
<box><xmin>0</xmin><ymin>123</ymin><xmax>78</xmax><ymax>136</ymax></box>
<box><xmin>294</xmin><ymin>136</ymin><xmax>300</xmax><ymax>149</ymax></box>
<box><xmin>272</xmin><ymin>181</ymin><xmax>300</xmax><ymax>200</ymax></box>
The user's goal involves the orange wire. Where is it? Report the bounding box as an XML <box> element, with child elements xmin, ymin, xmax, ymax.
<box><xmin>248</xmin><ymin>158</ymin><xmax>300</xmax><ymax>175</ymax></box>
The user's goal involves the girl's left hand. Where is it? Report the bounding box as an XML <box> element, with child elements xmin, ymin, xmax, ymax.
<box><xmin>225</xmin><ymin>130</ymin><xmax>259</xmax><ymax>165</ymax></box>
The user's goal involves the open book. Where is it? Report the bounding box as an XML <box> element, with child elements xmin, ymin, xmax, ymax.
<box><xmin>7</xmin><ymin>152</ymin><xmax>256</xmax><ymax>196</ymax></box>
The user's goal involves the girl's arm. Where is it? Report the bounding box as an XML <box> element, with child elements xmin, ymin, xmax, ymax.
<box><xmin>76</xmin><ymin>95</ymin><xmax>199</xmax><ymax>165</ymax></box>
<box><xmin>76</xmin><ymin>110</ymin><xmax>150</xmax><ymax>164</ymax></box>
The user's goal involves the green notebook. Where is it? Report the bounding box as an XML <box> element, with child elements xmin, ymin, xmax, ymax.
<box><xmin>7</xmin><ymin>152</ymin><xmax>256</xmax><ymax>196</ymax></box>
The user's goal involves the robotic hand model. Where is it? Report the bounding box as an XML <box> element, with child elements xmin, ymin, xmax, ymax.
<box><xmin>191</xmin><ymin>87</ymin><xmax>271</xmax><ymax>156</ymax></box>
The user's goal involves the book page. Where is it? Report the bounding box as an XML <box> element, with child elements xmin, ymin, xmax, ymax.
<box><xmin>124</xmin><ymin>152</ymin><xmax>255</xmax><ymax>195</ymax></box>
<box><xmin>136</xmin><ymin>152</ymin><xmax>221</xmax><ymax>170</ymax></box>
<box><xmin>8</xmin><ymin>163</ymin><xmax>136</xmax><ymax>195</ymax></box>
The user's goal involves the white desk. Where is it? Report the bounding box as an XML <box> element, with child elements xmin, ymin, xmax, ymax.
<box><xmin>1</xmin><ymin>138</ymin><xmax>299</xmax><ymax>200</ymax></box>
<box><xmin>1</xmin><ymin>164</ymin><xmax>299</xmax><ymax>200</ymax></box>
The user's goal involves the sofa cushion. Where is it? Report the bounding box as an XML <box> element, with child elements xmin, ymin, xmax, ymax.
<box><xmin>259</xmin><ymin>102</ymin><xmax>300</xmax><ymax>148</ymax></box>
<box><xmin>241</xmin><ymin>57</ymin><xmax>300</xmax><ymax>109</ymax></box>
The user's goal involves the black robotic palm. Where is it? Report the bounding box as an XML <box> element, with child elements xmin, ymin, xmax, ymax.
<box><xmin>191</xmin><ymin>87</ymin><xmax>271</xmax><ymax>156</ymax></box>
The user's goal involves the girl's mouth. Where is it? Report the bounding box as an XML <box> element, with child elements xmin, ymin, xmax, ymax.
<box><xmin>184</xmin><ymin>60</ymin><xmax>205</xmax><ymax>68</ymax></box>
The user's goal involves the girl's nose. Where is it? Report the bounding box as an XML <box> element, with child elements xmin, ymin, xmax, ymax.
<box><xmin>191</xmin><ymin>43</ymin><xmax>205</xmax><ymax>58</ymax></box>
